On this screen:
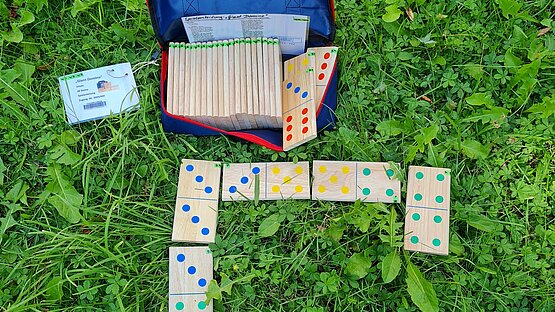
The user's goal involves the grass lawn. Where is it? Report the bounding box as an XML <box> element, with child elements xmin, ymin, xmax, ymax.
<box><xmin>1</xmin><ymin>0</ymin><xmax>554</xmax><ymax>311</ymax></box>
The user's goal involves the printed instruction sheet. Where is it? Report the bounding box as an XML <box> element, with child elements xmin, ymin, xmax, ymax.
<box><xmin>58</xmin><ymin>63</ymin><xmax>140</xmax><ymax>125</ymax></box>
<box><xmin>182</xmin><ymin>14</ymin><xmax>309</xmax><ymax>55</ymax></box>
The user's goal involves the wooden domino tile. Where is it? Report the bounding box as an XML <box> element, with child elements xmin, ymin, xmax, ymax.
<box><xmin>307</xmin><ymin>47</ymin><xmax>339</xmax><ymax>111</ymax></box>
<box><xmin>404</xmin><ymin>166</ymin><xmax>451</xmax><ymax>255</ymax></box>
<box><xmin>167</xmin><ymin>43</ymin><xmax>176</xmax><ymax>114</ymax></box>
<box><xmin>282</xmin><ymin>52</ymin><xmax>317</xmax><ymax>151</ymax></box>
<box><xmin>312</xmin><ymin>161</ymin><xmax>401</xmax><ymax>203</ymax></box>
<box><xmin>221</xmin><ymin>162</ymin><xmax>310</xmax><ymax>201</ymax></box>
<box><xmin>172</xmin><ymin>159</ymin><xmax>221</xmax><ymax>243</ymax></box>
<box><xmin>169</xmin><ymin>246</ymin><xmax>213</xmax><ymax>312</ymax></box>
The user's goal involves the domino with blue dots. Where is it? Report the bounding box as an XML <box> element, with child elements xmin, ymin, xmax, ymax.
<box><xmin>282</xmin><ymin>52</ymin><xmax>317</xmax><ymax>151</ymax></box>
<box><xmin>169</xmin><ymin>246</ymin><xmax>213</xmax><ymax>311</ymax></box>
<box><xmin>404</xmin><ymin>166</ymin><xmax>451</xmax><ymax>255</ymax></box>
<box><xmin>172</xmin><ymin>159</ymin><xmax>221</xmax><ymax>243</ymax></box>
<box><xmin>312</xmin><ymin>161</ymin><xmax>401</xmax><ymax>203</ymax></box>
<box><xmin>221</xmin><ymin>162</ymin><xmax>310</xmax><ymax>201</ymax></box>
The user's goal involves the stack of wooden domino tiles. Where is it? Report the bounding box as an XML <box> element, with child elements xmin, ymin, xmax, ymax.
<box><xmin>168</xmin><ymin>160</ymin><xmax>451</xmax><ymax>311</ymax></box>
<box><xmin>166</xmin><ymin>38</ymin><xmax>283</xmax><ymax>130</ymax></box>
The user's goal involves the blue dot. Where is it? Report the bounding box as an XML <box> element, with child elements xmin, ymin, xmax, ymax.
<box><xmin>204</xmin><ymin>186</ymin><xmax>212</xmax><ymax>194</ymax></box>
<box><xmin>198</xmin><ymin>278</ymin><xmax>207</xmax><ymax>287</ymax></box>
<box><xmin>286</xmin><ymin>82</ymin><xmax>293</xmax><ymax>89</ymax></box>
<box><xmin>182</xmin><ymin>204</ymin><xmax>190</xmax><ymax>212</ymax></box>
<box><xmin>294</xmin><ymin>87</ymin><xmax>300</xmax><ymax>93</ymax></box>
<box><xmin>177</xmin><ymin>254</ymin><xmax>185</xmax><ymax>262</ymax></box>
<box><xmin>252</xmin><ymin>167</ymin><xmax>260</xmax><ymax>174</ymax></box>
<box><xmin>302</xmin><ymin>91</ymin><xmax>308</xmax><ymax>98</ymax></box>
<box><xmin>192</xmin><ymin>216</ymin><xmax>200</xmax><ymax>224</ymax></box>
<box><xmin>186</xmin><ymin>165</ymin><xmax>194</xmax><ymax>172</ymax></box>
<box><xmin>195</xmin><ymin>175</ymin><xmax>203</xmax><ymax>182</ymax></box>
<box><xmin>240</xmin><ymin>176</ymin><xmax>249</xmax><ymax>184</ymax></box>
<box><xmin>229</xmin><ymin>186</ymin><xmax>237</xmax><ymax>193</ymax></box>
<box><xmin>188</xmin><ymin>266</ymin><xmax>196</xmax><ymax>274</ymax></box>
<box><xmin>201</xmin><ymin>228</ymin><xmax>210</xmax><ymax>235</ymax></box>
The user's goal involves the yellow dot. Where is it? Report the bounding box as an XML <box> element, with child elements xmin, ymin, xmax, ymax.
<box><xmin>295</xmin><ymin>185</ymin><xmax>303</xmax><ymax>193</ymax></box>
<box><xmin>272</xmin><ymin>167</ymin><xmax>280</xmax><ymax>175</ymax></box>
<box><xmin>272</xmin><ymin>185</ymin><xmax>280</xmax><ymax>193</ymax></box>
<box><xmin>296</xmin><ymin>69</ymin><xmax>300</xmax><ymax>75</ymax></box>
<box><xmin>319</xmin><ymin>166</ymin><xmax>327</xmax><ymax>173</ymax></box>
<box><xmin>287</xmin><ymin>63</ymin><xmax>294</xmax><ymax>72</ymax></box>
<box><xmin>341</xmin><ymin>186</ymin><xmax>350</xmax><ymax>194</ymax></box>
<box><xmin>302</xmin><ymin>58</ymin><xmax>309</xmax><ymax>66</ymax></box>
<box><xmin>330</xmin><ymin>175</ymin><xmax>338</xmax><ymax>183</ymax></box>
<box><xmin>295</xmin><ymin>166</ymin><xmax>303</xmax><ymax>174</ymax></box>
<box><xmin>341</xmin><ymin>166</ymin><xmax>350</xmax><ymax>174</ymax></box>
<box><xmin>283</xmin><ymin>176</ymin><xmax>292</xmax><ymax>184</ymax></box>
<box><xmin>318</xmin><ymin>185</ymin><xmax>326</xmax><ymax>193</ymax></box>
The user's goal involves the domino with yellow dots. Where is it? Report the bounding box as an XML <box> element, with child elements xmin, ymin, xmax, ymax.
<box><xmin>311</xmin><ymin>161</ymin><xmax>401</xmax><ymax>203</ymax></box>
<box><xmin>221</xmin><ymin>162</ymin><xmax>310</xmax><ymax>201</ymax></box>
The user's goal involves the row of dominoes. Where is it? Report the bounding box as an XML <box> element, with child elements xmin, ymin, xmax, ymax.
<box><xmin>168</xmin><ymin>161</ymin><xmax>451</xmax><ymax>311</ymax></box>
<box><xmin>171</xmin><ymin>159</ymin><xmax>403</xmax><ymax>243</ymax></box>
<box><xmin>172</xmin><ymin>160</ymin><xmax>450</xmax><ymax>252</ymax></box>
<box><xmin>281</xmin><ymin>47</ymin><xmax>338</xmax><ymax>151</ymax></box>
<box><xmin>166</xmin><ymin>38</ymin><xmax>283</xmax><ymax>130</ymax></box>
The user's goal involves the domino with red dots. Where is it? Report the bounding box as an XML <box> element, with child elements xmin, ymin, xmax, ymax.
<box><xmin>172</xmin><ymin>159</ymin><xmax>221</xmax><ymax>243</ymax></box>
<box><xmin>221</xmin><ymin>162</ymin><xmax>310</xmax><ymax>201</ymax></box>
<box><xmin>307</xmin><ymin>47</ymin><xmax>339</xmax><ymax>112</ymax></box>
<box><xmin>404</xmin><ymin>166</ymin><xmax>451</xmax><ymax>255</ymax></box>
<box><xmin>282</xmin><ymin>51</ymin><xmax>317</xmax><ymax>151</ymax></box>
<box><xmin>312</xmin><ymin>161</ymin><xmax>401</xmax><ymax>203</ymax></box>
<box><xmin>169</xmin><ymin>246</ymin><xmax>213</xmax><ymax>312</ymax></box>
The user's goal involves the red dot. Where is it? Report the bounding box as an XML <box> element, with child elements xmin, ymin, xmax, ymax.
<box><xmin>302</xmin><ymin>108</ymin><xmax>308</xmax><ymax>115</ymax></box>
<box><xmin>286</xmin><ymin>115</ymin><xmax>292</xmax><ymax>123</ymax></box>
<box><xmin>286</xmin><ymin>134</ymin><xmax>293</xmax><ymax>141</ymax></box>
<box><xmin>286</xmin><ymin>125</ymin><xmax>293</xmax><ymax>132</ymax></box>
<box><xmin>302</xmin><ymin>127</ymin><xmax>309</xmax><ymax>134</ymax></box>
<box><xmin>318</xmin><ymin>73</ymin><xmax>325</xmax><ymax>80</ymax></box>
<box><xmin>321</xmin><ymin>63</ymin><xmax>328</xmax><ymax>70</ymax></box>
<box><xmin>324</xmin><ymin>52</ymin><xmax>331</xmax><ymax>59</ymax></box>
<box><xmin>302</xmin><ymin>117</ymin><xmax>308</xmax><ymax>124</ymax></box>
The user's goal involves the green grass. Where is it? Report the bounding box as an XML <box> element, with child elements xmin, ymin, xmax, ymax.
<box><xmin>1</xmin><ymin>0</ymin><xmax>554</xmax><ymax>311</ymax></box>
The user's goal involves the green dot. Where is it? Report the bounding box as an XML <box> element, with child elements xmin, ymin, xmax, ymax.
<box><xmin>176</xmin><ymin>302</ymin><xmax>184</xmax><ymax>310</ymax></box>
<box><xmin>386</xmin><ymin>169</ymin><xmax>394</xmax><ymax>177</ymax></box>
<box><xmin>198</xmin><ymin>301</ymin><xmax>206</xmax><ymax>310</ymax></box>
<box><xmin>437</xmin><ymin>174</ymin><xmax>445</xmax><ymax>181</ymax></box>
<box><xmin>386</xmin><ymin>189</ymin><xmax>394</xmax><ymax>196</ymax></box>
<box><xmin>434</xmin><ymin>215</ymin><xmax>442</xmax><ymax>223</ymax></box>
<box><xmin>416</xmin><ymin>172</ymin><xmax>424</xmax><ymax>179</ymax></box>
<box><xmin>435</xmin><ymin>195</ymin><xmax>444</xmax><ymax>203</ymax></box>
<box><xmin>411</xmin><ymin>236</ymin><xmax>419</xmax><ymax>244</ymax></box>
<box><xmin>414</xmin><ymin>193</ymin><xmax>423</xmax><ymax>201</ymax></box>
<box><xmin>432</xmin><ymin>238</ymin><xmax>441</xmax><ymax>246</ymax></box>
<box><xmin>363</xmin><ymin>168</ymin><xmax>371</xmax><ymax>176</ymax></box>
<box><xmin>412</xmin><ymin>213</ymin><xmax>421</xmax><ymax>221</ymax></box>
<box><xmin>362</xmin><ymin>188</ymin><xmax>371</xmax><ymax>195</ymax></box>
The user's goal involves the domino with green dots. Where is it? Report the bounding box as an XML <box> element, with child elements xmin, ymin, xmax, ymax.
<box><xmin>404</xmin><ymin>166</ymin><xmax>451</xmax><ymax>255</ymax></box>
<box><xmin>311</xmin><ymin>161</ymin><xmax>401</xmax><ymax>203</ymax></box>
<box><xmin>172</xmin><ymin>159</ymin><xmax>221</xmax><ymax>243</ymax></box>
<box><xmin>169</xmin><ymin>246</ymin><xmax>213</xmax><ymax>311</ymax></box>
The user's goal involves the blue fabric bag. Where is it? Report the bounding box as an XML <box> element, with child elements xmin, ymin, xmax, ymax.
<box><xmin>147</xmin><ymin>0</ymin><xmax>338</xmax><ymax>151</ymax></box>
